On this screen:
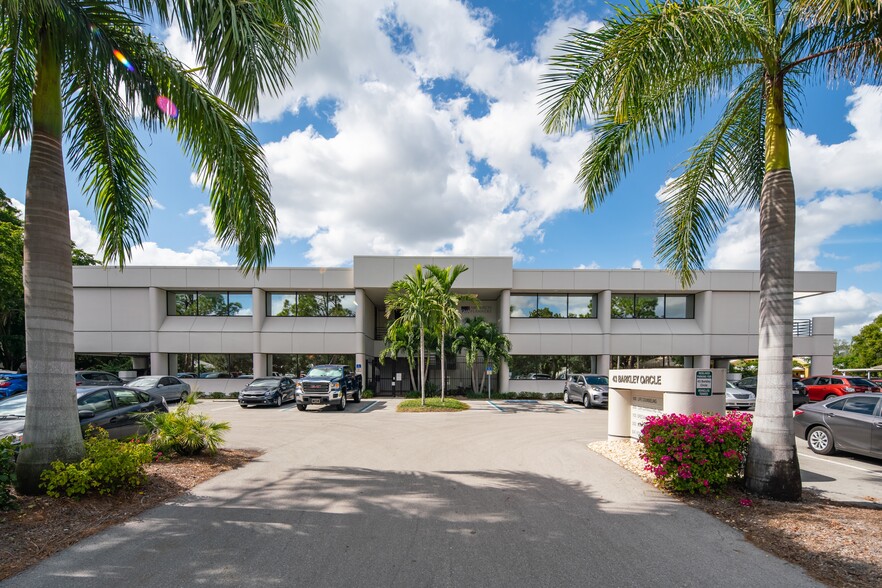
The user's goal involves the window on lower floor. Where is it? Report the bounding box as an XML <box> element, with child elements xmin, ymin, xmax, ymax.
<box><xmin>270</xmin><ymin>354</ymin><xmax>356</xmax><ymax>376</ymax></box>
<box><xmin>267</xmin><ymin>292</ymin><xmax>356</xmax><ymax>317</ymax></box>
<box><xmin>508</xmin><ymin>355</ymin><xmax>597</xmax><ymax>379</ymax></box>
<box><xmin>175</xmin><ymin>353</ymin><xmax>252</xmax><ymax>378</ymax></box>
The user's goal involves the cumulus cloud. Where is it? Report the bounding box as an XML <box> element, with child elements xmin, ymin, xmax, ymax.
<box><xmin>69</xmin><ymin>209</ymin><xmax>228</xmax><ymax>266</ymax></box>
<box><xmin>795</xmin><ymin>287</ymin><xmax>882</xmax><ymax>339</ymax></box>
<box><xmin>854</xmin><ymin>262</ymin><xmax>881</xmax><ymax>273</ymax></box>
<box><xmin>243</xmin><ymin>0</ymin><xmax>597</xmax><ymax>266</ymax></box>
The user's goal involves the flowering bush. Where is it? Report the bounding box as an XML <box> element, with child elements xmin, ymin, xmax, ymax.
<box><xmin>638</xmin><ymin>412</ymin><xmax>752</xmax><ymax>494</ymax></box>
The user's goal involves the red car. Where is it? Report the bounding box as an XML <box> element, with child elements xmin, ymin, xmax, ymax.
<box><xmin>800</xmin><ymin>375</ymin><xmax>877</xmax><ymax>402</ymax></box>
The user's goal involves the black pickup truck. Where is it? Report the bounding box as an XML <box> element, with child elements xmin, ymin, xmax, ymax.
<box><xmin>296</xmin><ymin>364</ymin><xmax>362</xmax><ymax>411</ymax></box>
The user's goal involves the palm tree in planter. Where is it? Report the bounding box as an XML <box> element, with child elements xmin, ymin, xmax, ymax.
<box><xmin>541</xmin><ymin>1</ymin><xmax>882</xmax><ymax>500</ymax></box>
<box><xmin>451</xmin><ymin>318</ymin><xmax>511</xmax><ymax>396</ymax></box>
<box><xmin>1</xmin><ymin>1</ymin><xmax>320</xmax><ymax>493</ymax></box>
<box><xmin>384</xmin><ymin>265</ymin><xmax>440</xmax><ymax>405</ymax></box>
<box><xmin>425</xmin><ymin>264</ymin><xmax>479</xmax><ymax>401</ymax></box>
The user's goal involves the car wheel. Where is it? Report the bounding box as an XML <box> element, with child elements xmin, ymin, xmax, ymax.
<box><xmin>825</xmin><ymin>394</ymin><xmax>837</xmax><ymax>400</ymax></box>
<box><xmin>240</xmin><ymin>404</ymin><xmax>248</xmax><ymax>409</ymax></box>
<box><xmin>297</xmin><ymin>404</ymin><xmax>307</xmax><ymax>412</ymax></box>
<box><xmin>808</xmin><ymin>426</ymin><xmax>835</xmax><ymax>455</ymax></box>
<box><xmin>563</xmin><ymin>391</ymin><xmax>570</xmax><ymax>404</ymax></box>
<box><xmin>353</xmin><ymin>389</ymin><xmax>361</xmax><ymax>403</ymax></box>
<box><xmin>337</xmin><ymin>394</ymin><xmax>346</xmax><ymax>411</ymax></box>
<box><xmin>275</xmin><ymin>394</ymin><xmax>283</xmax><ymax>407</ymax></box>
<box><xmin>180</xmin><ymin>391</ymin><xmax>188</xmax><ymax>402</ymax></box>
<box><xmin>583</xmin><ymin>395</ymin><xmax>591</xmax><ymax>409</ymax></box>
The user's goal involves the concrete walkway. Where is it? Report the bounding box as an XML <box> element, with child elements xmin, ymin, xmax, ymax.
<box><xmin>4</xmin><ymin>400</ymin><xmax>822</xmax><ymax>587</ymax></box>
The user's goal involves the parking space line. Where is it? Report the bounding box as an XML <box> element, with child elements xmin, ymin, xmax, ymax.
<box><xmin>549</xmin><ymin>402</ymin><xmax>584</xmax><ymax>412</ymax></box>
<box><xmin>487</xmin><ymin>400</ymin><xmax>505</xmax><ymax>412</ymax></box>
<box><xmin>206</xmin><ymin>404</ymin><xmax>237</xmax><ymax>412</ymax></box>
<box><xmin>799</xmin><ymin>453</ymin><xmax>882</xmax><ymax>477</ymax></box>
<box><xmin>358</xmin><ymin>401</ymin><xmax>377</xmax><ymax>412</ymax></box>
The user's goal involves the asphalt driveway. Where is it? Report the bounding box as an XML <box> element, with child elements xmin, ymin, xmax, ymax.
<box><xmin>5</xmin><ymin>399</ymin><xmax>822</xmax><ymax>587</ymax></box>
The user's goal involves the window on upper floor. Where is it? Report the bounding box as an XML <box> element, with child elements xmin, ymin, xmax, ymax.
<box><xmin>611</xmin><ymin>294</ymin><xmax>694</xmax><ymax>319</ymax></box>
<box><xmin>267</xmin><ymin>292</ymin><xmax>357</xmax><ymax>317</ymax></box>
<box><xmin>510</xmin><ymin>294</ymin><xmax>597</xmax><ymax>318</ymax></box>
<box><xmin>168</xmin><ymin>291</ymin><xmax>252</xmax><ymax>316</ymax></box>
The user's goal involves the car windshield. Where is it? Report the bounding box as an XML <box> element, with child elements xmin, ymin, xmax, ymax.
<box><xmin>0</xmin><ymin>394</ymin><xmax>28</xmax><ymax>417</ymax></box>
<box><xmin>249</xmin><ymin>378</ymin><xmax>280</xmax><ymax>388</ymax></box>
<box><xmin>726</xmin><ymin>381</ymin><xmax>738</xmax><ymax>388</ymax></box>
<box><xmin>307</xmin><ymin>367</ymin><xmax>343</xmax><ymax>378</ymax></box>
<box><xmin>585</xmin><ymin>376</ymin><xmax>608</xmax><ymax>386</ymax></box>
<box><xmin>128</xmin><ymin>377</ymin><xmax>161</xmax><ymax>389</ymax></box>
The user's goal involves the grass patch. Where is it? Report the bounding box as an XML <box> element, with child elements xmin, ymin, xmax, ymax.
<box><xmin>397</xmin><ymin>398</ymin><xmax>470</xmax><ymax>412</ymax></box>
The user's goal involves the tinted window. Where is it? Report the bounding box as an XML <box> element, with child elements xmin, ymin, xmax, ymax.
<box><xmin>803</xmin><ymin>377</ymin><xmax>817</xmax><ymax>385</ymax></box>
<box><xmin>611</xmin><ymin>294</ymin><xmax>635</xmax><ymax>318</ymax></box>
<box><xmin>740</xmin><ymin>377</ymin><xmax>757</xmax><ymax>387</ymax></box>
<box><xmin>113</xmin><ymin>389</ymin><xmax>141</xmax><ymax>407</ymax></box>
<box><xmin>826</xmin><ymin>398</ymin><xmax>847</xmax><ymax>410</ymax></box>
<box><xmin>567</xmin><ymin>295</ymin><xmax>595</xmax><ymax>318</ymax></box>
<box><xmin>510</xmin><ymin>295</ymin><xmax>537</xmax><ymax>318</ymax></box>
<box><xmin>328</xmin><ymin>294</ymin><xmax>357</xmax><ymax>317</ymax></box>
<box><xmin>226</xmin><ymin>293</ymin><xmax>253</xmax><ymax>316</ymax></box>
<box><xmin>535</xmin><ymin>296</ymin><xmax>567</xmax><ymax>318</ymax></box>
<box><xmin>78</xmin><ymin>390</ymin><xmax>113</xmax><ymax>414</ymax></box>
<box><xmin>831</xmin><ymin>378</ymin><xmax>843</xmax><ymax>385</ymax></box>
<box><xmin>664</xmin><ymin>296</ymin><xmax>693</xmax><ymax>319</ymax></box>
<box><xmin>635</xmin><ymin>295</ymin><xmax>664</xmax><ymax>318</ymax></box>
<box><xmin>269</xmin><ymin>293</ymin><xmax>298</xmax><ymax>316</ymax></box>
<box><xmin>842</xmin><ymin>397</ymin><xmax>880</xmax><ymax>415</ymax></box>
<box><xmin>848</xmin><ymin>378</ymin><xmax>875</xmax><ymax>387</ymax></box>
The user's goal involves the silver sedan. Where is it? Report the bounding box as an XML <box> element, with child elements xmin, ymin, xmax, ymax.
<box><xmin>127</xmin><ymin>375</ymin><xmax>191</xmax><ymax>402</ymax></box>
<box><xmin>793</xmin><ymin>393</ymin><xmax>882</xmax><ymax>458</ymax></box>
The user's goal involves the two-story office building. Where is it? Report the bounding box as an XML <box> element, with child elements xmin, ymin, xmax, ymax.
<box><xmin>72</xmin><ymin>256</ymin><xmax>836</xmax><ymax>395</ymax></box>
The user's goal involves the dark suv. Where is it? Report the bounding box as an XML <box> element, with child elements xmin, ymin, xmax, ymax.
<box><xmin>75</xmin><ymin>371</ymin><xmax>125</xmax><ymax>387</ymax></box>
<box><xmin>734</xmin><ymin>377</ymin><xmax>809</xmax><ymax>408</ymax></box>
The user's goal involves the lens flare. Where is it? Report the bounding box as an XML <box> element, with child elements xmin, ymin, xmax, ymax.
<box><xmin>112</xmin><ymin>49</ymin><xmax>134</xmax><ymax>72</ymax></box>
<box><xmin>156</xmin><ymin>96</ymin><xmax>178</xmax><ymax>119</ymax></box>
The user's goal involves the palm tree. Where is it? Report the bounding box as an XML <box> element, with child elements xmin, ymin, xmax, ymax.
<box><xmin>425</xmin><ymin>264</ymin><xmax>478</xmax><ymax>400</ymax></box>
<box><xmin>384</xmin><ymin>264</ymin><xmax>439</xmax><ymax>405</ymax></box>
<box><xmin>479</xmin><ymin>323</ymin><xmax>512</xmax><ymax>395</ymax></box>
<box><xmin>1</xmin><ymin>1</ymin><xmax>320</xmax><ymax>494</ymax></box>
<box><xmin>540</xmin><ymin>1</ymin><xmax>881</xmax><ymax>500</ymax></box>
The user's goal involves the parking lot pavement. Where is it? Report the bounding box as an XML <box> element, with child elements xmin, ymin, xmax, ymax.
<box><xmin>795</xmin><ymin>441</ymin><xmax>882</xmax><ymax>503</ymax></box>
<box><xmin>5</xmin><ymin>399</ymin><xmax>822</xmax><ymax>588</ymax></box>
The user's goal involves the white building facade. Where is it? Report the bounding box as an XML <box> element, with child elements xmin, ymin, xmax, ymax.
<box><xmin>72</xmin><ymin>256</ymin><xmax>836</xmax><ymax>395</ymax></box>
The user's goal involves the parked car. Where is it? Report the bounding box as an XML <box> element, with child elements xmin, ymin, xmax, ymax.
<box><xmin>725</xmin><ymin>381</ymin><xmax>755</xmax><ymax>410</ymax></box>
<box><xmin>238</xmin><ymin>376</ymin><xmax>298</xmax><ymax>408</ymax></box>
<box><xmin>296</xmin><ymin>365</ymin><xmax>362</xmax><ymax>411</ymax></box>
<box><xmin>0</xmin><ymin>374</ymin><xmax>27</xmax><ymax>397</ymax></box>
<box><xmin>176</xmin><ymin>372</ymin><xmax>197</xmax><ymax>379</ymax></box>
<box><xmin>734</xmin><ymin>376</ymin><xmax>809</xmax><ymax>408</ymax></box>
<box><xmin>75</xmin><ymin>370</ymin><xmax>124</xmax><ymax>387</ymax></box>
<box><xmin>126</xmin><ymin>375</ymin><xmax>191</xmax><ymax>402</ymax></box>
<box><xmin>199</xmin><ymin>372</ymin><xmax>231</xmax><ymax>379</ymax></box>
<box><xmin>793</xmin><ymin>393</ymin><xmax>882</xmax><ymax>458</ymax></box>
<box><xmin>563</xmin><ymin>374</ymin><xmax>609</xmax><ymax>408</ymax></box>
<box><xmin>0</xmin><ymin>385</ymin><xmax>167</xmax><ymax>444</ymax></box>
<box><xmin>799</xmin><ymin>375</ymin><xmax>875</xmax><ymax>402</ymax></box>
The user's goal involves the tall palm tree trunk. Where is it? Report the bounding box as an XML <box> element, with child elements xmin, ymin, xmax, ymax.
<box><xmin>419</xmin><ymin>328</ymin><xmax>426</xmax><ymax>405</ymax></box>
<box><xmin>16</xmin><ymin>30</ymin><xmax>85</xmax><ymax>494</ymax></box>
<box><xmin>439</xmin><ymin>332</ymin><xmax>446</xmax><ymax>401</ymax></box>
<box><xmin>745</xmin><ymin>76</ymin><xmax>801</xmax><ymax>501</ymax></box>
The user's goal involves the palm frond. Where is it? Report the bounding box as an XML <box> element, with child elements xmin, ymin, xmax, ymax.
<box><xmin>0</xmin><ymin>9</ymin><xmax>36</xmax><ymax>150</ymax></box>
<box><xmin>655</xmin><ymin>71</ymin><xmax>766</xmax><ymax>286</ymax></box>
<box><xmin>63</xmin><ymin>32</ymin><xmax>154</xmax><ymax>266</ymax></box>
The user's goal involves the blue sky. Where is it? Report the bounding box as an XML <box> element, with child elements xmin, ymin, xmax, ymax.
<box><xmin>2</xmin><ymin>0</ymin><xmax>881</xmax><ymax>338</ymax></box>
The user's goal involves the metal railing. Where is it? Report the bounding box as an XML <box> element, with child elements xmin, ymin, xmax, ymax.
<box><xmin>793</xmin><ymin>319</ymin><xmax>813</xmax><ymax>337</ymax></box>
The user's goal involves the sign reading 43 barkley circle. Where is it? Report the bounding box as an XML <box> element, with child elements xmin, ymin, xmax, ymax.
<box><xmin>610</xmin><ymin>372</ymin><xmax>664</xmax><ymax>388</ymax></box>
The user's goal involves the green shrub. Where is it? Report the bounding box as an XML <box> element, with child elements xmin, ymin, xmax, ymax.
<box><xmin>638</xmin><ymin>412</ymin><xmax>752</xmax><ymax>494</ymax></box>
<box><xmin>0</xmin><ymin>437</ymin><xmax>18</xmax><ymax>510</ymax></box>
<box><xmin>361</xmin><ymin>389</ymin><xmax>374</xmax><ymax>399</ymax></box>
<box><xmin>141</xmin><ymin>398</ymin><xmax>230</xmax><ymax>456</ymax></box>
<box><xmin>208</xmin><ymin>391</ymin><xmax>229</xmax><ymax>399</ymax></box>
<box><xmin>40</xmin><ymin>429</ymin><xmax>154</xmax><ymax>498</ymax></box>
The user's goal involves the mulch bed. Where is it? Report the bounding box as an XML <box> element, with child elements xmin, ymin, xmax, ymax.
<box><xmin>0</xmin><ymin>449</ymin><xmax>257</xmax><ymax>581</ymax></box>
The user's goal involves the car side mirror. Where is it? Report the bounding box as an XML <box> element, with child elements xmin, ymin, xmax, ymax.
<box><xmin>78</xmin><ymin>409</ymin><xmax>95</xmax><ymax>419</ymax></box>
<box><xmin>157</xmin><ymin>384</ymin><xmax>164</xmax><ymax>388</ymax></box>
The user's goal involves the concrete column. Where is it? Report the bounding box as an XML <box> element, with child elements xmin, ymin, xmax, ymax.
<box><xmin>148</xmin><ymin>287</ymin><xmax>164</xmax><ymax>357</ymax></box>
<box><xmin>252</xmin><ymin>288</ymin><xmax>266</xmax><ymax>354</ymax></box>
<box><xmin>499</xmin><ymin>289</ymin><xmax>511</xmax><ymax>393</ymax></box>
<box><xmin>598</xmin><ymin>354</ymin><xmax>611</xmax><ymax>376</ymax></box>
<box><xmin>598</xmin><ymin>290</ymin><xmax>611</xmax><ymax>332</ymax></box>
<box><xmin>149</xmin><ymin>353</ymin><xmax>167</xmax><ymax>375</ymax></box>
<box><xmin>253</xmin><ymin>352</ymin><xmax>267</xmax><ymax>377</ymax></box>
<box><xmin>355</xmin><ymin>289</ymin><xmax>366</xmax><ymax>388</ymax></box>
<box><xmin>694</xmin><ymin>355</ymin><xmax>711</xmax><ymax>368</ymax></box>
<box><xmin>168</xmin><ymin>353</ymin><xmax>178</xmax><ymax>375</ymax></box>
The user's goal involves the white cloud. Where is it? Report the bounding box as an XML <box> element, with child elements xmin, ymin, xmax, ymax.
<box><xmin>149</xmin><ymin>197</ymin><xmax>165</xmax><ymax>210</ymax></box>
<box><xmin>250</xmin><ymin>0</ymin><xmax>594</xmax><ymax>266</ymax></box>
<box><xmin>854</xmin><ymin>262</ymin><xmax>881</xmax><ymax>273</ymax></box>
<box><xmin>795</xmin><ymin>287</ymin><xmax>882</xmax><ymax>339</ymax></box>
<box><xmin>575</xmin><ymin>262</ymin><xmax>600</xmax><ymax>269</ymax></box>
<box><xmin>68</xmin><ymin>209</ymin><xmax>228</xmax><ymax>266</ymax></box>
<box><xmin>631</xmin><ymin>259</ymin><xmax>643</xmax><ymax>269</ymax></box>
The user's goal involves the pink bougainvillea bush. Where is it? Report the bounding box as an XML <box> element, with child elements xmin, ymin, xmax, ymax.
<box><xmin>638</xmin><ymin>412</ymin><xmax>752</xmax><ymax>494</ymax></box>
